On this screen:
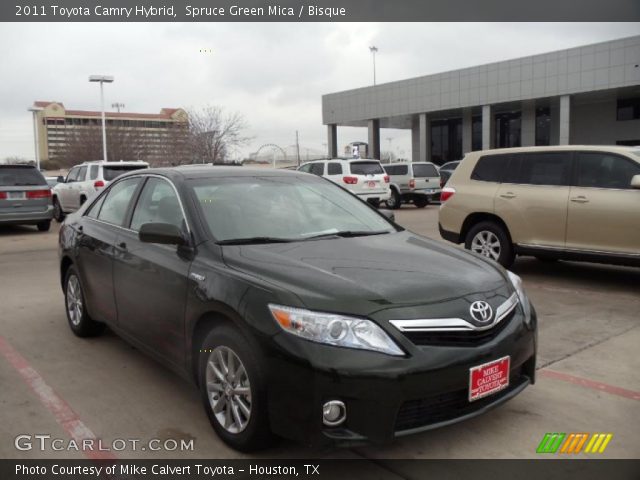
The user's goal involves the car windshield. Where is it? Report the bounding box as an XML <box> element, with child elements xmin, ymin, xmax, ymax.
<box><xmin>413</xmin><ymin>164</ymin><xmax>439</xmax><ymax>178</ymax></box>
<box><xmin>103</xmin><ymin>165</ymin><xmax>147</xmax><ymax>181</ymax></box>
<box><xmin>0</xmin><ymin>167</ymin><xmax>47</xmax><ymax>186</ymax></box>
<box><xmin>350</xmin><ymin>161</ymin><xmax>384</xmax><ymax>175</ymax></box>
<box><xmin>189</xmin><ymin>175</ymin><xmax>397</xmax><ymax>243</ymax></box>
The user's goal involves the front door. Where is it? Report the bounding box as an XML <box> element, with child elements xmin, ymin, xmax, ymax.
<box><xmin>112</xmin><ymin>177</ymin><xmax>191</xmax><ymax>367</ymax></box>
<box><xmin>566</xmin><ymin>151</ymin><xmax>640</xmax><ymax>254</ymax></box>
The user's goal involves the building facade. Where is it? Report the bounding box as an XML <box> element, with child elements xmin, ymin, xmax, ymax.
<box><xmin>322</xmin><ymin>35</ymin><xmax>640</xmax><ymax>165</ymax></box>
<box><xmin>30</xmin><ymin>101</ymin><xmax>188</xmax><ymax>163</ymax></box>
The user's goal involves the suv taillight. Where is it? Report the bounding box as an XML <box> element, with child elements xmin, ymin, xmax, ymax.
<box><xmin>440</xmin><ymin>177</ymin><xmax>445</xmax><ymax>188</ymax></box>
<box><xmin>0</xmin><ymin>192</ymin><xmax>6</xmax><ymax>200</ymax></box>
<box><xmin>94</xmin><ymin>180</ymin><xmax>105</xmax><ymax>188</ymax></box>
<box><xmin>409</xmin><ymin>179</ymin><xmax>415</xmax><ymax>189</ymax></box>
<box><xmin>343</xmin><ymin>176</ymin><xmax>358</xmax><ymax>185</ymax></box>
<box><xmin>383</xmin><ymin>175</ymin><xmax>390</xmax><ymax>183</ymax></box>
<box><xmin>26</xmin><ymin>189</ymin><xmax>52</xmax><ymax>199</ymax></box>
<box><xmin>440</xmin><ymin>186</ymin><xmax>456</xmax><ymax>202</ymax></box>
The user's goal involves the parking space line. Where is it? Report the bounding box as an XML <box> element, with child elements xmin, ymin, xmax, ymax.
<box><xmin>539</xmin><ymin>369</ymin><xmax>640</xmax><ymax>401</ymax></box>
<box><xmin>0</xmin><ymin>335</ymin><xmax>117</xmax><ymax>460</ymax></box>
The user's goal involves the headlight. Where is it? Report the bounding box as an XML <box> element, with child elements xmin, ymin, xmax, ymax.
<box><xmin>507</xmin><ymin>271</ymin><xmax>531</xmax><ymax>320</ymax></box>
<box><xmin>268</xmin><ymin>304</ymin><xmax>404</xmax><ymax>356</ymax></box>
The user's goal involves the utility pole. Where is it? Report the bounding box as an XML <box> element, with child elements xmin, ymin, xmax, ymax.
<box><xmin>295</xmin><ymin>130</ymin><xmax>301</xmax><ymax>166</ymax></box>
<box><xmin>111</xmin><ymin>102</ymin><xmax>125</xmax><ymax>113</ymax></box>
<box><xmin>369</xmin><ymin>46</ymin><xmax>378</xmax><ymax>86</ymax></box>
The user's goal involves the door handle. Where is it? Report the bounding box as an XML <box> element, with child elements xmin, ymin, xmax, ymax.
<box><xmin>570</xmin><ymin>196</ymin><xmax>589</xmax><ymax>203</ymax></box>
<box><xmin>500</xmin><ymin>192</ymin><xmax>516</xmax><ymax>199</ymax></box>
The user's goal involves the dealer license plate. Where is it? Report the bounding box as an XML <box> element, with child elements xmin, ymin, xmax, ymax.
<box><xmin>469</xmin><ymin>356</ymin><xmax>510</xmax><ymax>402</ymax></box>
<box><xmin>7</xmin><ymin>191</ymin><xmax>25</xmax><ymax>200</ymax></box>
<box><xmin>367</xmin><ymin>181</ymin><xmax>377</xmax><ymax>188</ymax></box>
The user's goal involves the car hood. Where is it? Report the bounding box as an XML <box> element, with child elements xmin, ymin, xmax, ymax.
<box><xmin>221</xmin><ymin>231</ymin><xmax>507</xmax><ymax>316</ymax></box>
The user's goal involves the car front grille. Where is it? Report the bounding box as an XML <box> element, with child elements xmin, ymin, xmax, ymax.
<box><xmin>401</xmin><ymin>309</ymin><xmax>516</xmax><ymax>347</ymax></box>
<box><xmin>394</xmin><ymin>368</ymin><xmax>527</xmax><ymax>433</ymax></box>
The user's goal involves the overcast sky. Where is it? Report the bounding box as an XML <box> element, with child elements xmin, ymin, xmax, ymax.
<box><xmin>1</xmin><ymin>22</ymin><xmax>639</xmax><ymax>161</ymax></box>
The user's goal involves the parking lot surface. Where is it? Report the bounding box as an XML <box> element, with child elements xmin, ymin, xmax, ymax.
<box><xmin>1</xmin><ymin>205</ymin><xmax>638</xmax><ymax>463</ymax></box>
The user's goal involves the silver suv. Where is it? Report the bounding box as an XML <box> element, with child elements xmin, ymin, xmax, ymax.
<box><xmin>53</xmin><ymin>160</ymin><xmax>148</xmax><ymax>221</ymax></box>
<box><xmin>383</xmin><ymin>162</ymin><xmax>441</xmax><ymax>209</ymax></box>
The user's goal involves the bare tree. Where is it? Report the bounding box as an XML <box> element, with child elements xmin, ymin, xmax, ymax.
<box><xmin>186</xmin><ymin>106</ymin><xmax>251</xmax><ymax>164</ymax></box>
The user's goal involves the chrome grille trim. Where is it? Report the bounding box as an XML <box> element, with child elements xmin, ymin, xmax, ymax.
<box><xmin>389</xmin><ymin>293</ymin><xmax>518</xmax><ymax>333</ymax></box>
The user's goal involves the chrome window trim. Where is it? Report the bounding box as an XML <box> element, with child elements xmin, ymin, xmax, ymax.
<box><xmin>389</xmin><ymin>293</ymin><xmax>518</xmax><ymax>333</ymax></box>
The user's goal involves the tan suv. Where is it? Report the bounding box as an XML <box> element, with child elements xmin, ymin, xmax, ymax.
<box><xmin>438</xmin><ymin>146</ymin><xmax>640</xmax><ymax>267</ymax></box>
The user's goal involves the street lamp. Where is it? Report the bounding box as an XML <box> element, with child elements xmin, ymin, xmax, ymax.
<box><xmin>27</xmin><ymin>106</ymin><xmax>43</xmax><ymax>170</ymax></box>
<box><xmin>89</xmin><ymin>75</ymin><xmax>114</xmax><ymax>161</ymax></box>
<box><xmin>369</xmin><ymin>46</ymin><xmax>378</xmax><ymax>86</ymax></box>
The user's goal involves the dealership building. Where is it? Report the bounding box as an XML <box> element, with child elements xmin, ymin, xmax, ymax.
<box><xmin>322</xmin><ymin>35</ymin><xmax>640</xmax><ymax>165</ymax></box>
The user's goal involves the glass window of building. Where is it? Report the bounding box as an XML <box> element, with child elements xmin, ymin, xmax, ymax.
<box><xmin>495</xmin><ymin>112</ymin><xmax>521</xmax><ymax>148</ymax></box>
<box><xmin>535</xmin><ymin>108</ymin><xmax>551</xmax><ymax>146</ymax></box>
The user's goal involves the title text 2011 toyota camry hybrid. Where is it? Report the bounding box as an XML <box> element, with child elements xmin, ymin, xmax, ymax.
<box><xmin>58</xmin><ymin>167</ymin><xmax>537</xmax><ymax>451</ymax></box>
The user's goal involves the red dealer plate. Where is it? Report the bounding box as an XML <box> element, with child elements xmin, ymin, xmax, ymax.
<box><xmin>368</xmin><ymin>181</ymin><xmax>376</xmax><ymax>188</ymax></box>
<box><xmin>469</xmin><ymin>356</ymin><xmax>510</xmax><ymax>402</ymax></box>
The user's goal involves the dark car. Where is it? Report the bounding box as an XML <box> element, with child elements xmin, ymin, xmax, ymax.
<box><xmin>439</xmin><ymin>160</ymin><xmax>461</xmax><ymax>188</ymax></box>
<box><xmin>58</xmin><ymin>167</ymin><xmax>537</xmax><ymax>451</ymax></box>
<box><xmin>0</xmin><ymin>164</ymin><xmax>53</xmax><ymax>231</ymax></box>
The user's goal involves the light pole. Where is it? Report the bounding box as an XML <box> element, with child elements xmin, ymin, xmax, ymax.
<box><xmin>111</xmin><ymin>102</ymin><xmax>125</xmax><ymax>113</ymax></box>
<box><xmin>27</xmin><ymin>106</ymin><xmax>43</xmax><ymax>169</ymax></box>
<box><xmin>369</xmin><ymin>46</ymin><xmax>378</xmax><ymax>86</ymax></box>
<box><xmin>89</xmin><ymin>75</ymin><xmax>114</xmax><ymax>161</ymax></box>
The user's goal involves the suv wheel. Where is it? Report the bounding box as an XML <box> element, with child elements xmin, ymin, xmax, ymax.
<box><xmin>37</xmin><ymin>221</ymin><xmax>51</xmax><ymax>232</ymax></box>
<box><xmin>386</xmin><ymin>188</ymin><xmax>401</xmax><ymax>209</ymax></box>
<box><xmin>367</xmin><ymin>199</ymin><xmax>380</xmax><ymax>208</ymax></box>
<box><xmin>199</xmin><ymin>325</ymin><xmax>273</xmax><ymax>452</ymax></box>
<box><xmin>64</xmin><ymin>266</ymin><xmax>105</xmax><ymax>337</ymax></box>
<box><xmin>414</xmin><ymin>197</ymin><xmax>429</xmax><ymax>208</ymax></box>
<box><xmin>53</xmin><ymin>197</ymin><xmax>65</xmax><ymax>222</ymax></box>
<box><xmin>465</xmin><ymin>221</ymin><xmax>515</xmax><ymax>268</ymax></box>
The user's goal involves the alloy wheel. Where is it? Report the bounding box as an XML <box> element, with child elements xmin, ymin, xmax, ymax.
<box><xmin>66</xmin><ymin>275</ymin><xmax>83</xmax><ymax>326</ymax></box>
<box><xmin>206</xmin><ymin>346</ymin><xmax>252</xmax><ymax>434</ymax></box>
<box><xmin>471</xmin><ymin>230</ymin><xmax>501</xmax><ymax>261</ymax></box>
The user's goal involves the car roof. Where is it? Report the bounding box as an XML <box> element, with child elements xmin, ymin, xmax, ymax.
<box><xmin>130</xmin><ymin>166</ymin><xmax>310</xmax><ymax>181</ymax></box>
<box><xmin>0</xmin><ymin>164</ymin><xmax>37</xmax><ymax>168</ymax></box>
<box><xmin>79</xmin><ymin>160</ymin><xmax>149</xmax><ymax>166</ymax></box>
<box><xmin>468</xmin><ymin>145</ymin><xmax>639</xmax><ymax>156</ymax></box>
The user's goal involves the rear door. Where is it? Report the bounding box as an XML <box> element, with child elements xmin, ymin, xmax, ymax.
<box><xmin>325</xmin><ymin>161</ymin><xmax>343</xmax><ymax>184</ymax></box>
<box><xmin>112</xmin><ymin>176</ymin><xmax>190</xmax><ymax>366</ymax></box>
<box><xmin>0</xmin><ymin>166</ymin><xmax>51</xmax><ymax>218</ymax></box>
<box><xmin>77</xmin><ymin>176</ymin><xmax>143</xmax><ymax>325</ymax></box>
<box><xmin>566</xmin><ymin>151</ymin><xmax>640</xmax><ymax>254</ymax></box>
<box><xmin>494</xmin><ymin>151</ymin><xmax>571</xmax><ymax>248</ymax></box>
<box><xmin>72</xmin><ymin>166</ymin><xmax>88</xmax><ymax>210</ymax></box>
<box><xmin>349</xmin><ymin>160</ymin><xmax>387</xmax><ymax>195</ymax></box>
<box><xmin>59</xmin><ymin>167</ymin><xmax>80</xmax><ymax>210</ymax></box>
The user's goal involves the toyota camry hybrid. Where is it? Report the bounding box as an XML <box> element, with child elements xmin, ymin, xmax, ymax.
<box><xmin>58</xmin><ymin>166</ymin><xmax>537</xmax><ymax>451</ymax></box>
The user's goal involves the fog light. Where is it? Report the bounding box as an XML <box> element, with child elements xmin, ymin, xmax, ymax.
<box><xmin>322</xmin><ymin>400</ymin><xmax>346</xmax><ymax>427</ymax></box>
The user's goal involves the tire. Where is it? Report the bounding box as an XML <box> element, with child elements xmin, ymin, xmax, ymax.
<box><xmin>198</xmin><ymin>324</ymin><xmax>273</xmax><ymax>452</ymax></box>
<box><xmin>386</xmin><ymin>188</ymin><xmax>401</xmax><ymax>210</ymax></box>
<box><xmin>465</xmin><ymin>221</ymin><xmax>515</xmax><ymax>268</ymax></box>
<box><xmin>37</xmin><ymin>221</ymin><xmax>51</xmax><ymax>232</ymax></box>
<box><xmin>64</xmin><ymin>266</ymin><xmax>105</xmax><ymax>337</ymax></box>
<box><xmin>413</xmin><ymin>197</ymin><xmax>429</xmax><ymax>208</ymax></box>
<box><xmin>367</xmin><ymin>199</ymin><xmax>381</xmax><ymax>208</ymax></box>
<box><xmin>80</xmin><ymin>196</ymin><xmax>87</xmax><ymax>206</ymax></box>
<box><xmin>53</xmin><ymin>197</ymin><xmax>65</xmax><ymax>222</ymax></box>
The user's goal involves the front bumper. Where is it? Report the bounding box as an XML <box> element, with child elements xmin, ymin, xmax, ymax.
<box><xmin>263</xmin><ymin>304</ymin><xmax>537</xmax><ymax>446</ymax></box>
<box><xmin>0</xmin><ymin>205</ymin><xmax>54</xmax><ymax>225</ymax></box>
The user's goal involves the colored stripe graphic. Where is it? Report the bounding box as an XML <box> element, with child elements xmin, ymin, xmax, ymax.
<box><xmin>584</xmin><ymin>433</ymin><xmax>613</xmax><ymax>453</ymax></box>
<box><xmin>538</xmin><ymin>432</ymin><xmax>613</xmax><ymax>454</ymax></box>
<box><xmin>560</xmin><ymin>433</ymin><xmax>589</xmax><ymax>454</ymax></box>
<box><xmin>537</xmin><ymin>433</ymin><xmax>566</xmax><ymax>453</ymax></box>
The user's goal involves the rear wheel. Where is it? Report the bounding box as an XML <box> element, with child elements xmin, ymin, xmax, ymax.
<box><xmin>386</xmin><ymin>188</ymin><xmax>401</xmax><ymax>210</ymax></box>
<box><xmin>465</xmin><ymin>221</ymin><xmax>515</xmax><ymax>268</ymax></box>
<box><xmin>367</xmin><ymin>199</ymin><xmax>381</xmax><ymax>208</ymax></box>
<box><xmin>198</xmin><ymin>324</ymin><xmax>273</xmax><ymax>452</ymax></box>
<box><xmin>413</xmin><ymin>197</ymin><xmax>429</xmax><ymax>208</ymax></box>
<box><xmin>37</xmin><ymin>221</ymin><xmax>51</xmax><ymax>232</ymax></box>
<box><xmin>64</xmin><ymin>266</ymin><xmax>105</xmax><ymax>337</ymax></box>
<box><xmin>53</xmin><ymin>197</ymin><xmax>65</xmax><ymax>222</ymax></box>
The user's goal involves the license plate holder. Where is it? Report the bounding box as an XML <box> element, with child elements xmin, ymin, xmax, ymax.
<box><xmin>7</xmin><ymin>191</ymin><xmax>25</xmax><ymax>200</ymax></box>
<box><xmin>469</xmin><ymin>356</ymin><xmax>510</xmax><ymax>402</ymax></box>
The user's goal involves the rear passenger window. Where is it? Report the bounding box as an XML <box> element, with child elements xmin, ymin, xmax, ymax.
<box><xmin>86</xmin><ymin>192</ymin><xmax>106</xmax><ymax>219</ymax></box>
<box><xmin>413</xmin><ymin>164</ymin><xmax>438</xmax><ymax>178</ymax></box>
<box><xmin>327</xmin><ymin>163</ymin><xmax>342</xmax><ymax>175</ymax></box>
<box><xmin>97</xmin><ymin>178</ymin><xmax>141</xmax><ymax>226</ymax></box>
<box><xmin>576</xmin><ymin>152</ymin><xmax>640</xmax><ymax>189</ymax></box>
<box><xmin>309</xmin><ymin>163</ymin><xmax>325</xmax><ymax>176</ymax></box>
<box><xmin>471</xmin><ymin>155</ymin><xmax>509</xmax><ymax>182</ymax></box>
<box><xmin>508</xmin><ymin>152</ymin><xmax>570</xmax><ymax>186</ymax></box>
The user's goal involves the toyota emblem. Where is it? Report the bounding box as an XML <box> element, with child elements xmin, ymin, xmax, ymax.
<box><xmin>470</xmin><ymin>301</ymin><xmax>493</xmax><ymax>323</ymax></box>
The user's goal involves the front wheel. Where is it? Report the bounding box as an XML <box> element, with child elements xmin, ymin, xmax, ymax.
<box><xmin>413</xmin><ymin>197</ymin><xmax>429</xmax><ymax>208</ymax></box>
<box><xmin>199</xmin><ymin>325</ymin><xmax>273</xmax><ymax>452</ymax></box>
<box><xmin>53</xmin><ymin>197</ymin><xmax>65</xmax><ymax>222</ymax></box>
<box><xmin>64</xmin><ymin>266</ymin><xmax>105</xmax><ymax>337</ymax></box>
<box><xmin>465</xmin><ymin>221</ymin><xmax>515</xmax><ymax>268</ymax></box>
<box><xmin>37</xmin><ymin>221</ymin><xmax>51</xmax><ymax>232</ymax></box>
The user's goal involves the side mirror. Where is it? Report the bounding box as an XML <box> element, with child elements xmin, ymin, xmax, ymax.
<box><xmin>57</xmin><ymin>176</ymin><xmax>65</xmax><ymax>183</ymax></box>
<box><xmin>139</xmin><ymin>223</ymin><xmax>186</xmax><ymax>245</ymax></box>
<box><xmin>379</xmin><ymin>209</ymin><xmax>395</xmax><ymax>222</ymax></box>
<box><xmin>631</xmin><ymin>174</ymin><xmax>640</xmax><ymax>189</ymax></box>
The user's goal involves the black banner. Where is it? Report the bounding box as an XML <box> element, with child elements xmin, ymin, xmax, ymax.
<box><xmin>1</xmin><ymin>460</ymin><xmax>640</xmax><ymax>480</ymax></box>
<box><xmin>3</xmin><ymin>0</ymin><xmax>640</xmax><ymax>22</ymax></box>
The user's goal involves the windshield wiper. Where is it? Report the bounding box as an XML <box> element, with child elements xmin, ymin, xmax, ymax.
<box><xmin>304</xmin><ymin>230</ymin><xmax>391</xmax><ymax>240</ymax></box>
<box><xmin>217</xmin><ymin>236</ymin><xmax>296</xmax><ymax>245</ymax></box>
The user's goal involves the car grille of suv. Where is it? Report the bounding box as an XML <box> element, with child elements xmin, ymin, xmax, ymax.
<box><xmin>401</xmin><ymin>309</ymin><xmax>516</xmax><ymax>347</ymax></box>
<box><xmin>394</xmin><ymin>368</ymin><xmax>527</xmax><ymax>433</ymax></box>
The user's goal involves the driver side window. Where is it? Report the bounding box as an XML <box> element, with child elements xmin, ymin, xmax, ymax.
<box><xmin>130</xmin><ymin>178</ymin><xmax>185</xmax><ymax>231</ymax></box>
